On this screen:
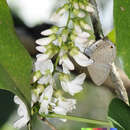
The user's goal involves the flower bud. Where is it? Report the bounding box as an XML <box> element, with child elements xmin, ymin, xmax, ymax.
<box><xmin>33</xmin><ymin>71</ymin><xmax>42</xmax><ymax>83</ymax></box>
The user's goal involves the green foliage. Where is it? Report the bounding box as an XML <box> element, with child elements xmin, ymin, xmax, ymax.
<box><xmin>107</xmin><ymin>29</ymin><xmax>116</xmax><ymax>44</ymax></box>
<box><xmin>0</xmin><ymin>0</ymin><xmax>32</xmax><ymax>109</ymax></box>
<box><xmin>114</xmin><ymin>0</ymin><xmax>130</xmax><ymax>77</ymax></box>
<box><xmin>108</xmin><ymin>98</ymin><xmax>130</xmax><ymax>130</ymax></box>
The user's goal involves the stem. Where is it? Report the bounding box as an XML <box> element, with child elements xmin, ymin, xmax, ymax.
<box><xmin>41</xmin><ymin>117</ymin><xmax>57</xmax><ymax>130</ymax></box>
<box><xmin>54</xmin><ymin>55</ymin><xmax>60</xmax><ymax>71</ymax></box>
<box><xmin>66</xmin><ymin>3</ymin><xmax>71</xmax><ymax>27</ymax></box>
<box><xmin>40</xmin><ymin>113</ymin><xmax>110</xmax><ymax>126</ymax></box>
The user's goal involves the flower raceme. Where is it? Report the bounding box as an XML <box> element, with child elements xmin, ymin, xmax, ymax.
<box><xmin>13</xmin><ymin>0</ymin><xmax>96</xmax><ymax>128</ymax></box>
<box><xmin>31</xmin><ymin>0</ymin><xmax>95</xmax><ymax>122</ymax></box>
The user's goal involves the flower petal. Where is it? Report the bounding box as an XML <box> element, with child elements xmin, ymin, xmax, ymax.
<box><xmin>36</xmin><ymin>37</ymin><xmax>51</xmax><ymax>45</ymax></box>
<box><xmin>36</xmin><ymin>54</ymin><xmax>49</xmax><ymax>61</ymax></box>
<box><xmin>73</xmin><ymin>51</ymin><xmax>93</xmax><ymax>67</ymax></box>
<box><xmin>36</xmin><ymin>46</ymin><xmax>46</xmax><ymax>53</ymax></box>
<box><xmin>71</xmin><ymin>73</ymin><xmax>86</xmax><ymax>85</ymax></box>
<box><xmin>41</xmin><ymin>29</ymin><xmax>53</xmax><ymax>36</ymax></box>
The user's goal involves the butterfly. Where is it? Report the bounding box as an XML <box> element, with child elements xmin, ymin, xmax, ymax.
<box><xmin>85</xmin><ymin>39</ymin><xmax>116</xmax><ymax>86</ymax></box>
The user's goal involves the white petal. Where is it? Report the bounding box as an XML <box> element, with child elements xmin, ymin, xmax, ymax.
<box><xmin>86</xmin><ymin>5</ymin><xmax>95</xmax><ymax>13</ymax></box>
<box><xmin>14</xmin><ymin>96</ymin><xmax>22</xmax><ymax>105</ymax></box>
<box><xmin>60</xmin><ymin>73</ymin><xmax>86</xmax><ymax>95</ymax></box>
<box><xmin>71</xmin><ymin>73</ymin><xmax>86</xmax><ymax>85</ymax></box>
<box><xmin>39</xmin><ymin>85</ymin><xmax>53</xmax><ymax>114</ymax></box>
<box><xmin>53</xmin><ymin>106</ymin><xmax>67</xmax><ymax>115</ymax></box>
<box><xmin>74</xmin><ymin>3</ymin><xmax>79</xmax><ymax>9</ymax></box>
<box><xmin>14</xmin><ymin>117</ymin><xmax>27</xmax><ymax>129</ymax></box>
<box><xmin>35</xmin><ymin>60</ymin><xmax>53</xmax><ymax>73</ymax></box>
<box><xmin>39</xmin><ymin>100</ymin><xmax>49</xmax><ymax>114</ymax></box>
<box><xmin>58</xmin><ymin>98</ymin><xmax>76</xmax><ymax>111</ymax></box>
<box><xmin>73</xmin><ymin>52</ymin><xmax>93</xmax><ymax>67</ymax></box>
<box><xmin>61</xmin><ymin>81</ymin><xmax>83</xmax><ymax>96</ymax></box>
<box><xmin>36</xmin><ymin>46</ymin><xmax>46</xmax><ymax>53</ymax></box>
<box><xmin>51</xmin><ymin>8</ymin><xmax>65</xmax><ymax>22</ymax></box>
<box><xmin>13</xmin><ymin>96</ymin><xmax>29</xmax><ymax>129</ymax></box>
<box><xmin>62</xmin><ymin>34</ymin><xmax>68</xmax><ymax>42</ymax></box>
<box><xmin>39</xmin><ymin>85</ymin><xmax>53</xmax><ymax>103</ymax></box>
<box><xmin>58</xmin><ymin>8</ymin><xmax>66</xmax><ymax>16</ymax></box>
<box><xmin>69</xmin><ymin>83</ymin><xmax>83</xmax><ymax>95</ymax></box>
<box><xmin>39</xmin><ymin>60</ymin><xmax>54</xmax><ymax>74</ymax></box>
<box><xmin>62</xmin><ymin>64</ymin><xmax>70</xmax><ymax>74</ymax></box>
<box><xmin>38</xmin><ymin>75</ymin><xmax>52</xmax><ymax>85</ymax></box>
<box><xmin>74</xmin><ymin>42</ymin><xmax>87</xmax><ymax>52</ymax></box>
<box><xmin>84</xmin><ymin>24</ymin><xmax>91</xmax><ymax>30</ymax></box>
<box><xmin>74</xmin><ymin>25</ymin><xmax>82</xmax><ymax>33</ymax></box>
<box><xmin>41</xmin><ymin>29</ymin><xmax>53</xmax><ymax>36</ymax></box>
<box><xmin>78</xmin><ymin>32</ymin><xmax>90</xmax><ymax>38</ymax></box>
<box><xmin>60</xmin><ymin>81</ymin><xmax>69</xmax><ymax>93</ymax></box>
<box><xmin>78</xmin><ymin>12</ymin><xmax>85</xmax><ymax>18</ymax></box>
<box><xmin>36</xmin><ymin>37</ymin><xmax>51</xmax><ymax>45</ymax></box>
<box><xmin>36</xmin><ymin>54</ymin><xmax>49</xmax><ymax>62</ymax></box>
<box><xmin>63</xmin><ymin>57</ymin><xmax>74</xmax><ymax>70</ymax></box>
<box><xmin>74</xmin><ymin>36</ymin><xmax>88</xmax><ymax>44</ymax></box>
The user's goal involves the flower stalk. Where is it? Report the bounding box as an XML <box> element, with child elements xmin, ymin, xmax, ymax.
<box><xmin>40</xmin><ymin>113</ymin><xmax>110</xmax><ymax>126</ymax></box>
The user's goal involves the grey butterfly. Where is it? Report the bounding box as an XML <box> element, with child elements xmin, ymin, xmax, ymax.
<box><xmin>85</xmin><ymin>39</ymin><xmax>116</xmax><ymax>86</ymax></box>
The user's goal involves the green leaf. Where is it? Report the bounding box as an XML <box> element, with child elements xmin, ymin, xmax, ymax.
<box><xmin>114</xmin><ymin>0</ymin><xmax>130</xmax><ymax>77</ymax></box>
<box><xmin>107</xmin><ymin>29</ymin><xmax>116</xmax><ymax>44</ymax></box>
<box><xmin>108</xmin><ymin>98</ymin><xmax>130</xmax><ymax>130</ymax></box>
<box><xmin>0</xmin><ymin>0</ymin><xmax>32</xmax><ymax>109</ymax></box>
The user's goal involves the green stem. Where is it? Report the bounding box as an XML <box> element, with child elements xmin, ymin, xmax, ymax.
<box><xmin>66</xmin><ymin>2</ymin><xmax>72</xmax><ymax>27</ymax></box>
<box><xmin>54</xmin><ymin>55</ymin><xmax>60</xmax><ymax>71</ymax></box>
<box><xmin>40</xmin><ymin>113</ymin><xmax>110</xmax><ymax>126</ymax></box>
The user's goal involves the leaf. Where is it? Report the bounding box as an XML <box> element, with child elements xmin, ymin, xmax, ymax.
<box><xmin>107</xmin><ymin>29</ymin><xmax>116</xmax><ymax>44</ymax></box>
<box><xmin>0</xmin><ymin>0</ymin><xmax>32</xmax><ymax>109</ymax></box>
<box><xmin>114</xmin><ymin>0</ymin><xmax>130</xmax><ymax>77</ymax></box>
<box><xmin>108</xmin><ymin>98</ymin><xmax>130</xmax><ymax>130</ymax></box>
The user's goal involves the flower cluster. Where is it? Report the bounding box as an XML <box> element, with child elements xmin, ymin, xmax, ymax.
<box><xmin>31</xmin><ymin>0</ymin><xmax>95</xmax><ymax>118</ymax></box>
<box><xmin>13</xmin><ymin>0</ymin><xmax>95</xmax><ymax>128</ymax></box>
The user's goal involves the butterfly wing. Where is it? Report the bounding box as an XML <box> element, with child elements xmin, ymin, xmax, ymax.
<box><xmin>87</xmin><ymin>40</ymin><xmax>116</xmax><ymax>85</ymax></box>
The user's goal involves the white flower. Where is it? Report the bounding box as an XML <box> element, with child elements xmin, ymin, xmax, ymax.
<box><xmin>52</xmin><ymin>97</ymin><xmax>76</xmax><ymax>121</ymax></box>
<box><xmin>80</xmin><ymin>21</ymin><xmax>91</xmax><ymax>30</ymax></box>
<box><xmin>39</xmin><ymin>85</ymin><xmax>53</xmax><ymax>114</ymax></box>
<box><xmin>73</xmin><ymin>2</ymin><xmax>79</xmax><ymax>9</ymax></box>
<box><xmin>38</xmin><ymin>74</ymin><xmax>53</xmax><ymax>85</ymax></box>
<box><xmin>31</xmin><ymin>85</ymin><xmax>44</xmax><ymax>106</ymax></box>
<box><xmin>41</xmin><ymin>27</ymin><xmax>58</xmax><ymax>36</ymax></box>
<box><xmin>77</xmin><ymin>11</ymin><xmax>86</xmax><ymax>18</ymax></box>
<box><xmin>59</xmin><ymin>54</ymin><xmax>74</xmax><ymax>74</ymax></box>
<box><xmin>52</xmin><ymin>97</ymin><xmax>76</xmax><ymax>115</ymax></box>
<box><xmin>70</xmin><ymin>48</ymin><xmax>93</xmax><ymax>67</ymax></box>
<box><xmin>85</xmin><ymin>4</ymin><xmax>95</xmax><ymax>13</ymax></box>
<box><xmin>78</xmin><ymin>32</ymin><xmax>90</xmax><ymax>39</ymax></box>
<box><xmin>60</xmin><ymin>73</ymin><xmax>86</xmax><ymax>95</ymax></box>
<box><xmin>79</xmin><ymin>3</ymin><xmax>85</xmax><ymax>10</ymax></box>
<box><xmin>33</xmin><ymin>60</ymin><xmax>53</xmax><ymax>82</ymax></box>
<box><xmin>35</xmin><ymin>60</ymin><xmax>54</xmax><ymax>74</ymax></box>
<box><xmin>34</xmin><ymin>60</ymin><xmax>53</xmax><ymax>84</ymax></box>
<box><xmin>51</xmin><ymin>8</ymin><xmax>66</xmax><ymax>22</ymax></box>
<box><xmin>13</xmin><ymin>96</ymin><xmax>30</xmax><ymax>129</ymax></box>
<box><xmin>36</xmin><ymin>46</ymin><xmax>46</xmax><ymax>53</ymax></box>
<box><xmin>31</xmin><ymin>90</ymin><xmax>38</xmax><ymax>107</ymax></box>
<box><xmin>36</xmin><ymin>35</ymin><xmax>56</xmax><ymax>45</ymax></box>
<box><xmin>36</xmin><ymin>53</ymin><xmax>50</xmax><ymax>62</ymax></box>
<box><xmin>74</xmin><ymin>24</ymin><xmax>82</xmax><ymax>33</ymax></box>
<box><xmin>41</xmin><ymin>29</ymin><xmax>53</xmax><ymax>36</ymax></box>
